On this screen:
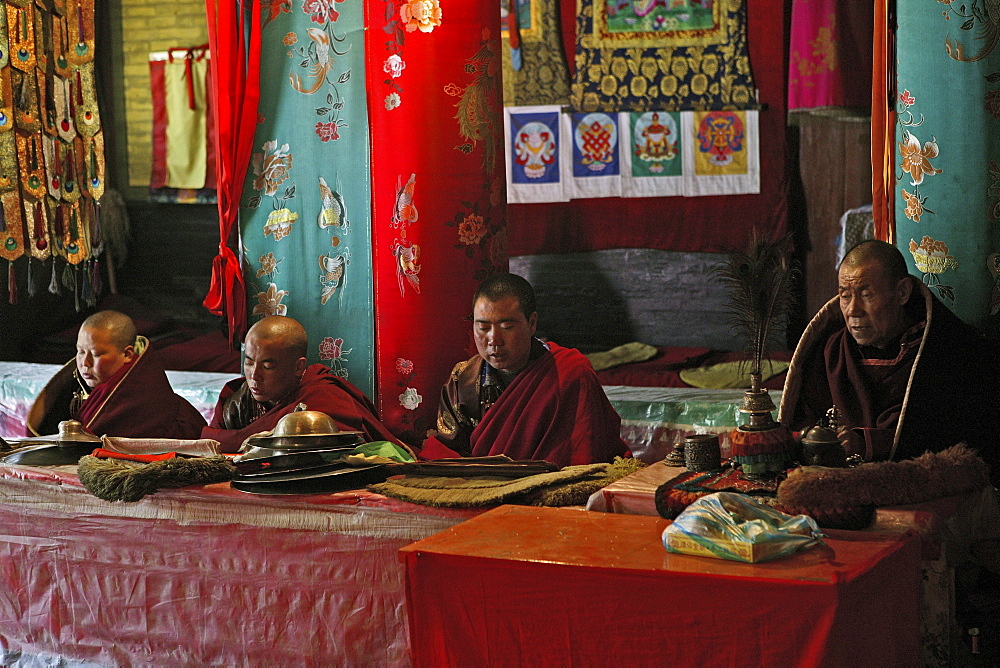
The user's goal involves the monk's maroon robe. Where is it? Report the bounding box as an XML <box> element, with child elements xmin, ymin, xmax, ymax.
<box><xmin>27</xmin><ymin>341</ymin><xmax>207</xmax><ymax>439</ymax></box>
<box><xmin>780</xmin><ymin>281</ymin><xmax>999</xmax><ymax>482</ymax></box>
<box><xmin>422</xmin><ymin>341</ymin><xmax>630</xmax><ymax>467</ymax></box>
<box><xmin>202</xmin><ymin>364</ymin><xmax>401</xmax><ymax>453</ymax></box>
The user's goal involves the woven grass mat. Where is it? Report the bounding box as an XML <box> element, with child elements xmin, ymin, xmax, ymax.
<box><xmin>369</xmin><ymin>456</ymin><xmax>645</xmax><ymax>508</ymax></box>
<box><xmin>78</xmin><ymin>455</ymin><xmax>237</xmax><ymax>502</ymax></box>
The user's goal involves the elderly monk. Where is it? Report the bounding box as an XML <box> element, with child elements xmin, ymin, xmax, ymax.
<box><xmin>421</xmin><ymin>273</ymin><xmax>630</xmax><ymax>467</ymax></box>
<box><xmin>780</xmin><ymin>240</ymin><xmax>1000</xmax><ymax>480</ymax></box>
<box><xmin>202</xmin><ymin>315</ymin><xmax>402</xmax><ymax>453</ymax></box>
<box><xmin>27</xmin><ymin>310</ymin><xmax>206</xmax><ymax>439</ymax></box>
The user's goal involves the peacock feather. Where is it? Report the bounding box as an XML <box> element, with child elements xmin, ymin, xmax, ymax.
<box><xmin>713</xmin><ymin>231</ymin><xmax>798</xmax><ymax>379</ymax></box>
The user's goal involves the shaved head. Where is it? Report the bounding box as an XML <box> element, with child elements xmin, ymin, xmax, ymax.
<box><xmin>246</xmin><ymin>316</ymin><xmax>309</xmax><ymax>358</ymax></box>
<box><xmin>841</xmin><ymin>240</ymin><xmax>910</xmax><ymax>284</ymax></box>
<box><xmin>80</xmin><ymin>310</ymin><xmax>138</xmax><ymax>350</ymax></box>
<box><xmin>76</xmin><ymin>311</ymin><xmax>138</xmax><ymax>387</ymax></box>
<box><xmin>242</xmin><ymin>316</ymin><xmax>309</xmax><ymax>405</ymax></box>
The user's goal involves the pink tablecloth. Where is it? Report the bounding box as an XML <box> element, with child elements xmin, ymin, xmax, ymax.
<box><xmin>0</xmin><ymin>463</ymin><xmax>477</xmax><ymax>666</ymax></box>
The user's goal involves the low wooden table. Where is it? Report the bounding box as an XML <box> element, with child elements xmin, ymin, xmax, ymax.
<box><xmin>401</xmin><ymin>505</ymin><xmax>921</xmax><ymax>667</ymax></box>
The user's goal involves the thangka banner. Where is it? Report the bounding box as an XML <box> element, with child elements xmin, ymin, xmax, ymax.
<box><xmin>504</xmin><ymin>107</ymin><xmax>759</xmax><ymax>200</ymax></box>
<box><xmin>505</xmin><ymin>105</ymin><xmax>567</xmax><ymax>203</ymax></box>
<box><xmin>571</xmin><ymin>0</ymin><xmax>757</xmax><ymax>112</ymax></box>
<box><xmin>563</xmin><ymin>111</ymin><xmax>622</xmax><ymax>199</ymax></box>
<box><xmin>619</xmin><ymin>110</ymin><xmax>683</xmax><ymax>197</ymax></box>
<box><xmin>681</xmin><ymin>110</ymin><xmax>759</xmax><ymax>196</ymax></box>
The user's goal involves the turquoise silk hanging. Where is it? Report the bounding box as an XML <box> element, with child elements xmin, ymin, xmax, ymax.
<box><xmin>240</xmin><ymin>1</ymin><xmax>376</xmax><ymax>396</ymax></box>
<box><xmin>893</xmin><ymin>1</ymin><xmax>1000</xmax><ymax>332</ymax></box>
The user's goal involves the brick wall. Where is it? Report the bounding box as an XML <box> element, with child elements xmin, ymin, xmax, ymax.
<box><xmin>119</xmin><ymin>0</ymin><xmax>208</xmax><ymax>188</ymax></box>
<box><xmin>510</xmin><ymin>250</ymin><xmax>757</xmax><ymax>352</ymax></box>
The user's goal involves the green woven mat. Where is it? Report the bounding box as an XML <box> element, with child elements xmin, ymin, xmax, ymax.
<box><xmin>369</xmin><ymin>456</ymin><xmax>645</xmax><ymax>508</ymax></box>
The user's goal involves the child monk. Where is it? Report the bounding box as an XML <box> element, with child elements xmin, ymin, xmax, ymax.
<box><xmin>26</xmin><ymin>310</ymin><xmax>206</xmax><ymax>439</ymax></box>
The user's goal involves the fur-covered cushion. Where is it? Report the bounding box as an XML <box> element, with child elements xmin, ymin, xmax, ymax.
<box><xmin>777</xmin><ymin>444</ymin><xmax>990</xmax><ymax>510</ymax></box>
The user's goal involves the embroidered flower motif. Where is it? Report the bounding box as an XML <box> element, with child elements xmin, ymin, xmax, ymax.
<box><xmin>319</xmin><ymin>336</ymin><xmax>344</xmax><ymax>360</ymax></box>
<box><xmin>302</xmin><ymin>0</ymin><xmax>344</xmax><ymax>24</ymax></box>
<box><xmin>898</xmin><ymin>132</ymin><xmax>942</xmax><ymax>186</ymax></box>
<box><xmin>253</xmin><ymin>283</ymin><xmax>289</xmax><ymax>317</ymax></box>
<box><xmin>899</xmin><ymin>89</ymin><xmax>915</xmax><ymax>107</ymax></box>
<box><xmin>252</xmin><ymin>140</ymin><xmax>293</xmax><ymax>196</ymax></box>
<box><xmin>458</xmin><ymin>213</ymin><xmax>487</xmax><ymax>245</ymax></box>
<box><xmin>901</xmin><ymin>189</ymin><xmax>925</xmax><ymax>222</ymax></box>
<box><xmin>395</xmin><ymin>358</ymin><xmax>414</xmax><ymax>376</ymax></box>
<box><xmin>385</xmin><ymin>92</ymin><xmax>401</xmax><ymax>110</ymax></box>
<box><xmin>399</xmin><ymin>0</ymin><xmax>441</xmax><ymax>33</ymax></box>
<box><xmin>315</xmin><ymin>121</ymin><xmax>340</xmax><ymax>142</ymax></box>
<box><xmin>384</xmin><ymin>54</ymin><xmax>406</xmax><ymax>78</ymax></box>
<box><xmin>283</xmin><ymin>33</ymin><xmax>298</xmax><ymax>46</ymax></box>
<box><xmin>257</xmin><ymin>252</ymin><xmax>278</xmax><ymax>278</ymax></box>
<box><xmin>399</xmin><ymin>387</ymin><xmax>422</xmax><ymax>410</ymax></box>
<box><xmin>986</xmin><ymin>90</ymin><xmax>1000</xmax><ymax>118</ymax></box>
<box><xmin>264</xmin><ymin>208</ymin><xmax>298</xmax><ymax>241</ymax></box>
<box><xmin>909</xmin><ymin>236</ymin><xmax>958</xmax><ymax>274</ymax></box>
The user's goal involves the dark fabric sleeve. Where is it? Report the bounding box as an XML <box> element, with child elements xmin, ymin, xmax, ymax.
<box><xmin>432</xmin><ymin>373</ymin><xmax>474</xmax><ymax>457</ymax></box>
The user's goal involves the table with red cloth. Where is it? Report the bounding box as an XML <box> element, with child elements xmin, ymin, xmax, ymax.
<box><xmin>400</xmin><ymin>505</ymin><xmax>921</xmax><ymax>667</ymax></box>
<box><xmin>0</xmin><ymin>462</ymin><xmax>479</xmax><ymax>666</ymax></box>
<box><xmin>588</xmin><ymin>461</ymin><xmax>979</xmax><ymax>664</ymax></box>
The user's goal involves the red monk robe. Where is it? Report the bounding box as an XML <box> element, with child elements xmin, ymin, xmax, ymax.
<box><xmin>202</xmin><ymin>364</ymin><xmax>403</xmax><ymax>453</ymax></box>
<box><xmin>423</xmin><ymin>341</ymin><xmax>630</xmax><ymax>467</ymax></box>
<box><xmin>27</xmin><ymin>339</ymin><xmax>207</xmax><ymax>439</ymax></box>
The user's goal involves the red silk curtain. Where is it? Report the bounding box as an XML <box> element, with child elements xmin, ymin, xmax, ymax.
<box><xmin>203</xmin><ymin>0</ymin><xmax>262</xmax><ymax>346</ymax></box>
<box><xmin>871</xmin><ymin>0</ymin><xmax>895</xmax><ymax>244</ymax></box>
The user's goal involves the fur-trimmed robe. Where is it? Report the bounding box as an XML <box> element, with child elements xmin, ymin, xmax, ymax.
<box><xmin>779</xmin><ymin>280</ymin><xmax>1000</xmax><ymax>483</ymax></box>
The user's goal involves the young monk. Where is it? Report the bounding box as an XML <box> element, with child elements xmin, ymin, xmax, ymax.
<box><xmin>26</xmin><ymin>310</ymin><xmax>207</xmax><ymax>439</ymax></box>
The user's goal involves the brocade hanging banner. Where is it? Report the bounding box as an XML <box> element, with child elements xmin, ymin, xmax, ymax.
<box><xmin>504</xmin><ymin>105</ymin><xmax>567</xmax><ymax>203</ymax></box>
<box><xmin>501</xmin><ymin>0</ymin><xmax>570</xmax><ymax>106</ymax></box>
<box><xmin>571</xmin><ymin>0</ymin><xmax>757</xmax><ymax>112</ymax></box>
<box><xmin>0</xmin><ymin>0</ymin><xmax>104</xmax><ymax>290</ymax></box>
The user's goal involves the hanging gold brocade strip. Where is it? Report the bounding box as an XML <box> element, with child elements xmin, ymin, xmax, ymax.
<box><xmin>63</xmin><ymin>0</ymin><xmax>93</xmax><ymax>67</ymax></box>
<box><xmin>12</xmin><ymin>68</ymin><xmax>41</xmax><ymax>132</ymax></box>
<box><xmin>24</xmin><ymin>195</ymin><xmax>51</xmax><ymax>260</ymax></box>
<box><xmin>0</xmin><ymin>191</ymin><xmax>25</xmax><ymax>261</ymax></box>
<box><xmin>73</xmin><ymin>60</ymin><xmax>99</xmax><ymax>137</ymax></box>
<box><xmin>83</xmin><ymin>131</ymin><xmax>103</xmax><ymax>200</ymax></box>
<box><xmin>6</xmin><ymin>3</ymin><xmax>36</xmax><ymax>72</ymax></box>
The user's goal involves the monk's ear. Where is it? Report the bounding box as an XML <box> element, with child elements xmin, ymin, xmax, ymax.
<box><xmin>295</xmin><ymin>356</ymin><xmax>307</xmax><ymax>377</ymax></box>
<box><xmin>896</xmin><ymin>276</ymin><xmax>914</xmax><ymax>305</ymax></box>
<box><xmin>527</xmin><ymin>312</ymin><xmax>538</xmax><ymax>335</ymax></box>
<box><xmin>122</xmin><ymin>345</ymin><xmax>136</xmax><ymax>362</ymax></box>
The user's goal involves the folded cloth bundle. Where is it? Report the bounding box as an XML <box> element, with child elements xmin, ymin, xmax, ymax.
<box><xmin>585</xmin><ymin>342</ymin><xmax>658</xmax><ymax>372</ymax></box>
<box><xmin>679</xmin><ymin>359</ymin><xmax>789</xmax><ymax>389</ymax></box>
<box><xmin>369</xmin><ymin>456</ymin><xmax>644</xmax><ymax>508</ymax></box>
<box><xmin>100</xmin><ymin>436</ymin><xmax>221</xmax><ymax>457</ymax></box>
<box><xmin>78</xmin><ymin>454</ymin><xmax>236</xmax><ymax>502</ymax></box>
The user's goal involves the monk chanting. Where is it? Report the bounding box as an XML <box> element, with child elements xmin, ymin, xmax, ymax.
<box><xmin>780</xmin><ymin>239</ymin><xmax>1000</xmax><ymax>481</ymax></box>
<box><xmin>202</xmin><ymin>315</ymin><xmax>401</xmax><ymax>453</ymax></box>
<box><xmin>422</xmin><ymin>273</ymin><xmax>630</xmax><ymax>467</ymax></box>
<box><xmin>27</xmin><ymin>310</ymin><xmax>207</xmax><ymax>439</ymax></box>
